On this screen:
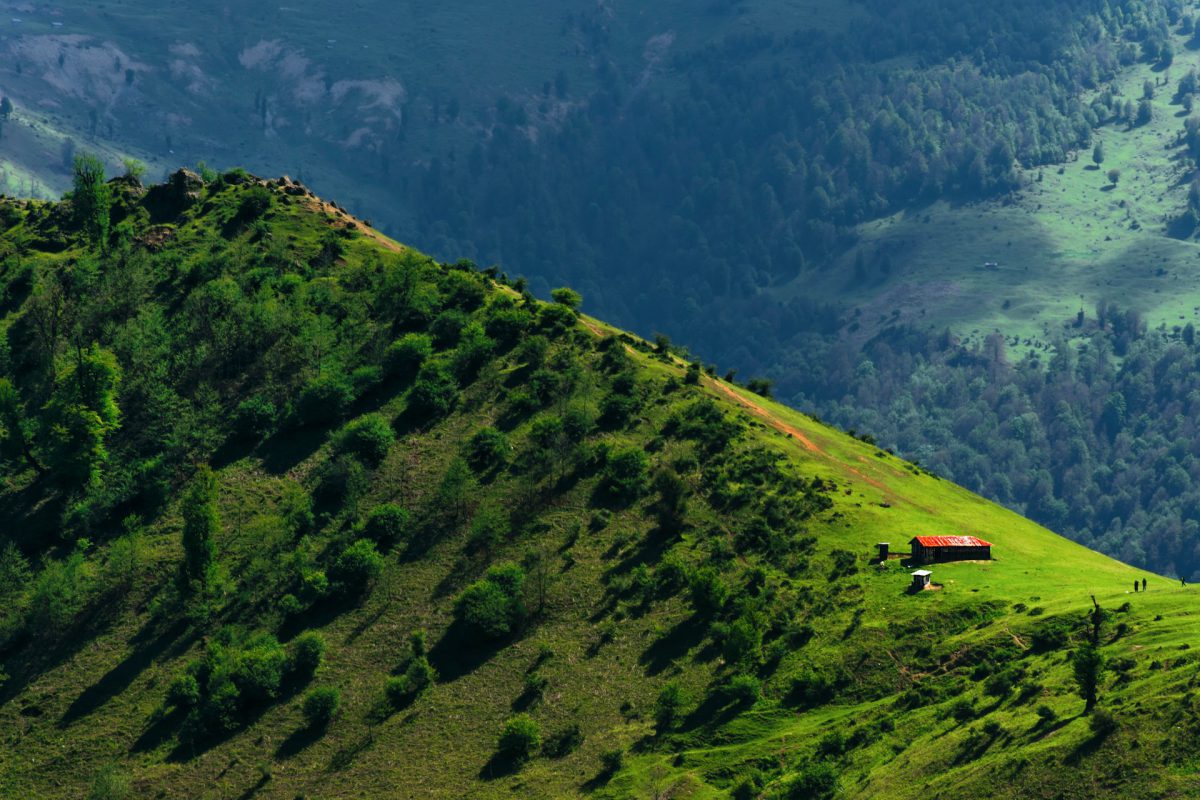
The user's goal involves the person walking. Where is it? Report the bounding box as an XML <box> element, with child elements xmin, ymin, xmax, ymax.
<box><xmin>1142</xmin><ymin>578</ymin><xmax>1147</xmax><ymax>592</ymax></box>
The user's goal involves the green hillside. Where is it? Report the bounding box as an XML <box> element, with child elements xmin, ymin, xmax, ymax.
<box><xmin>0</xmin><ymin>171</ymin><xmax>1198</xmax><ymax>799</ymax></box>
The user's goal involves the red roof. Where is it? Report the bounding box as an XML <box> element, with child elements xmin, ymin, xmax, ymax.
<box><xmin>911</xmin><ymin>535</ymin><xmax>993</xmax><ymax>548</ymax></box>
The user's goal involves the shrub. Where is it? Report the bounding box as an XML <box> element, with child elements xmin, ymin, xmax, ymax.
<box><xmin>949</xmin><ymin>698</ymin><xmax>975</xmax><ymax>723</ymax></box>
<box><xmin>86</xmin><ymin>765</ymin><xmax>130</xmax><ymax>800</ymax></box>
<box><xmin>551</xmin><ymin>287</ymin><xmax>583</xmax><ymax>309</ymax></box>
<box><xmin>289</xmin><ymin>632</ymin><xmax>326</xmax><ymax>678</ymax></box>
<box><xmin>654</xmin><ymin>681</ymin><xmax>687</xmax><ymax>732</ymax></box>
<box><xmin>1035</xmin><ymin>704</ymin><xmax>1058</xmax><ymax>725</ymax></box>
<box><xmin>385</xmin><ymin>676</ymin><xmax>412</xmax><ymax>708</ymax></box>
<box><xmin>724</xmin><ymin>674</ymin><xmax>761</xmax><ymax>706</ymax></box>
<box><xmin>690</xmin><ymin>567</ymin><xmax>729</xmax><ymax>614</ymax></box>
<box><xmin>431</xmin><ymin>309</ymin><xmax>469</xmax><ymax>347</ymax></box>
<box><xmin>409</xmin><ymin>361</ymin><xmax>458</xmax><ymax>418</ymax></box>
<box><xmin>385</xmin><ymin>333</ymin><xmax>433</xmax><ymax>379</ymax></box>
<box><xmin>331</xmin><ymin>539</ymin><xmax>383</xmax><ymax>597</ymax></box>
<box><xmin>167</xmin><ymin>673</ymin><xmax>201</xmax><ymax>709</ymax></box>
<box><xmin>599</xmin><ymin>447</ymin><xmax>649</xmax><ymax>503</ymax></box>
<box><xmin>786</xmin><ymin>670</ymin><xmax>837</xmax><ymax>709</ymax></box>
<box><xmin>1030</xmin><ymin>619</ymin><xmax>1071</xmax><ymax>652</ymax></box>
<box><xmin>337</xmin><ymin>414</ymin><xmax>395</xmax><ymax>466</ymax></box>
<box><xmin>451</xmin><ymin>322</ymin><xmax>495</xmax><ymax>382</ymax></box>
<box><xmin>523</xmin><ymin>670</ymin><xmax>549</xmax><ymax>704</ymax></box>
<box><xmin>780</xmin><ymin>759</ymin><xmax>839</xmax><ymax>799</ymax></box>
<box><xmin>405</xmin><ymin>656</ymin><xmax>437</xmax><ymax>695</ymax></box>
<box><xmin>497</xmin><ymin>714</ymin><xmax>541</xmax><ymax>763</ymax></box>
<box><xmin>467</xmin><ymin>427</ymin><xmax>509</xmax><ymax>472</ymax></box>
<box><xmin>454</xmin><ymin>563</ymin><xmax>526</xmax><ymax>639</ymax></box>
<box><xmin>467</xmin><ymin>506</ymin><xmax>510</xmax><ymax>555</ymax></box>
<box><xmin>362</xmin><ymin>504</ymin><xmax>410</xmax><ymax>545</ymax></box>
<box><xmin>600</xmin><ymin>747</ymin><xmax>625</xmax><ymax>774</ymax></box>
<box><xmin>302</xmin><ymin>686</ymin><xmax>340</xmax><ymax>728</ymax></box>
<box><xmin>234</xmin><ymin>395</ymin><xmax>277</xmax><ymax>440</ymax></box>
<box><xmin>296</xmin><ymin>375</ymin><xmax>355</xmax><ymax>427</ymax></box>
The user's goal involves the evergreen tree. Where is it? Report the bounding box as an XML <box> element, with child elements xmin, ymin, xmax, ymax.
<box><xmin>72</xmin><ymin>154</ymin><xmax>111</xmax><ymax>246</ymax></box>
<box><xmin>181</xmin><ymin>466</ymin><xmax>219</xmax><ymax>592</ymax></box>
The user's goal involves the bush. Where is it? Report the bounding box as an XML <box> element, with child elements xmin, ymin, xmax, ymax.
<box><xmin>337</xmin><ymin>414</ymin><xmax>395</xmax><ymax>466</ymax></box>
<box><xmin>451</xmin><ymin>322</ymin><xmax>495</xmax><ymax>382</ymax></box>
<box><xmin>405</xmin><ymin>656</ymin><xmax>437</xmax><ymax>695</ymax></box>
<box><xmin>655</xmin><ymin>681</ymin><xmax>687</xmax><ymax>732</ymax></box>
<box><xmin>296</xmin><ymin>375</ymin><xmax>355</xmax><ymax>427</ymax></box>
<box><xmin>454</xmin><ymin>564</ymin><xmax>526</xmax><ymax>639</ymax></box>
<box><xmin>1030</xmin><ymin>619</ymin><xmax>1071</xmax><ymax>653</ymax></box>
<box><xmin>409</xmin><ymin>361</ymin><xmax>459</xmax><ymax>418</ymax></box>
<box><xmin>497</xmin><ymin>714</ymin><xmax>541</xmax><ymax>764</ymax></box>
<box><xmin>551</xmin><ymin>287</ymin><xmax>583</xmax><ymax>309</ymax></box>
<box><xmin>362</xmin><ymin>504</ymin><xmax>410</xmax><ymax>545</ymax></box>
<box><xmin>86</xmin><ymin>765</ymin><xmax>130</xmax><ymax>800</ymax></box>
<box><xmin>431</xmin><ymin>309</ymin><xmax>469</xmax><ymax>347</ymax></box>
<box><xmin>1036</xmin><ymin>704</ymin><xmax>1058</xmax><ymax>725</ymax></box>
<box><xmin>467</xmin><ymin>427</ymin><xmax>509</xmax><ymax>472</ymax></box>
<box><xmin>302</xmin><ymin>686</ymin><xmax>340</xmax><ymax>728</ymax></box>
<box><xmin>385</xmin><ymin>676</ymin><xmax>412</xmax><ymax>708</ymax></box>
<box><xmin>724</xmin><ymin>674</ymin><xmax>761</xmax><ymax>706</ymax></box>
<box><xmin>331</xmin><ymin>539</ymin><xmax>383</xmax><ymax>597</ymax></box>
<box><xmin>599</xmin><ymin>447</ymin><xmax>649</xmax><ymax>503</ymax></box>
<box><xmin>780</xmin><ymin>759</ymin><xmax>839</xmax><ymax>799</ymax></box>
<box><xmin>600</xmin><ymin>747</ymin><xmax>625</xmax><ymax>775</ymax></box>
<box><xmin>234</xmin><ymin>395</ymin><xmax>277</xmax><ymax>440</ymax></box>
<box><xmin>167</xmin><ymin>673</ymin><xmax>201</xmax><ymax>709</ymax></box>
<box><xmin>690</xmin><ymin>567</ymin><xmax>729</xmax><ymax>614</ymax></box>
<box><xmin>385</xmin><ymin>333</ymin><xmax>433</xmax><ymax>378</ymax></box>
<box><xmin>289</xmin><ymin>632</ymin><xmax>326</xmax><ymax>678</ymax></box>
<box><xmin>949</xmin><ymin>698</ymin><xmax>975</xmax><ymax>723</ymax></box>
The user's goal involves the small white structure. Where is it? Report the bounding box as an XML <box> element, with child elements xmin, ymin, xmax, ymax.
<box><xmin>910</xmin><ymin>570</ymin><xmax>932</xmax><ymax>591</ymax></box>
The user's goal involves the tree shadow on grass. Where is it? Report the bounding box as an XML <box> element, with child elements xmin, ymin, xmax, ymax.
<box><xmin>328</xmin><ymin>731</ymin><xmax>376</xmax><ymax>772</ymax></box>
<box><xmin>428</xmin><ymin>621</ymin><xmax>508</xmax><ymax>683</ymax></box>
<box><xmin>479</xmin><ymin>752</ymin><xmax>526</xmax><ymax>781</ymax></box>
<box><xmin>638</xmin><ymin>615</ymin><xmax>708</xmax><ymax>676</ymax></box>
<box><xmin>132</xmin><ymin>706</ymin><xmax>186</xmax><ymax>753</ymax></box>
<box><xmin>680</xmin><ymin>691</ymin><xmax>746</xmax><ymax>733</ymax></box>
<box><xmin>59</xmin><ymin>618</ymin><xmax>189</xmax><ymax>727</ymax></box>
<box><xmin>258</xmin><ymin>426</ymin><xmax>330</xmax><ymax>476</ymax></box>
<box><xmin>275</xmin><ymin>723</ymin><xmax>326</xmax><ymax>760</ymax></box>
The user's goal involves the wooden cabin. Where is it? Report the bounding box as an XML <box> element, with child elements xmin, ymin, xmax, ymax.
<box><xmin>909</xmin><ymin>535</ymin><xmax>992</xmax><ymax>564</ymax></box>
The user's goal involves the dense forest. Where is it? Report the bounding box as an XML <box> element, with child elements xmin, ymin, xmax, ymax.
<box><xmin>794</xmin><ymin>306</ymin><xmax>1200</xmax><ymax>580</ymax></box>
<box><xmin>409</xmin><ymin>0</ymin><xmax>1179</xmax><ymax>359</ymax></box>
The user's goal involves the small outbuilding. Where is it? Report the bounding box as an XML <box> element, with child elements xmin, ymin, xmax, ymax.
<box><xmin>911</xmin><ymin>570</ymin><xmax>932</xmax><ymax>591</ymax></box>
<box><xmin>877</xmin><ymin>542</ymin><xmax>890</xmax><ymax>562</ymax></box>
<box><xmin>909</xmin><ymin>535</ymin><xmax>992</xmax><ymax>564</ymax></box>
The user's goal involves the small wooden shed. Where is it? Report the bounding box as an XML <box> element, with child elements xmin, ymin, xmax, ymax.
<box><xmin>877</xmin><ymin>542</ymin><xmax>890</xmax><ymax>562</ymax></box>
<box><xmin>911</xmin><ymin>570</ymin><xmax>932</xmax><ymax>591</ymax></box>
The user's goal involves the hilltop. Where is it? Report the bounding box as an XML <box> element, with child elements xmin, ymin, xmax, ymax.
<box><xmin>0</xmin><ymin>171</ymin><xmax>1198</xmax><ymax>799</ymax></box>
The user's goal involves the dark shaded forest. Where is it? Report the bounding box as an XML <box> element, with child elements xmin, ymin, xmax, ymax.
<box><xmin>407</xmin><ymin>0</ymin><xmax>1179</xmax><ymax>366</ymax></box>
<box><xmin>801</xmin><ymin>305</ymin><xmax>1200</xmax><ymax>579</ymax></box>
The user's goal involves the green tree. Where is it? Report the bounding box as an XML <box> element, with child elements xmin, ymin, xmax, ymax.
<box><xmin>302</xmin><ymin>686</ymin><xmax>340</xmax><ymax>728</ymax></box>
<box><xmin>0</xmin><ymin>97</ymin><xmax>12</xmax><ymax>120</ymax></box>
<box><xmin>181</xmin><ymin>466</ymin><xmax>219</xmax><ymax>592</ymax></box>
<box><xmin>1072</xmin><ymin>645</ymin><xmax>1106</xmax><ymax>713</ymax></box>
<box><xmin>1092</xmin><ymin>142</ymin><xmax>1104</xmax><ymax>166</ymax></box>
<box><xmin>497</xmin><ymin>714</ymin><xmax>541</xmax><ymax>764</ymax></box>
<box><xmin>550</xmin><ymin>287</ymin><xmax>583</xmax><ymax>310</ymax></box>
<box><xmin>72</xmin><ymin>153</ymin><xmax>112</xmax><ymax>245</ymax></box>
<box><xmin>41</xmin><ymin>344</ymin><xmax>122</xmax><ymax>487</ymax></box>
<box><xmin>1107</xmin><ymin>168</ymin><xmax>1121</xmax><ymax>186</ymax></box>
<box><xmin>654</xmin><ymin>681</ymin><xmax>687</xmax><ymax>732</ymax></box>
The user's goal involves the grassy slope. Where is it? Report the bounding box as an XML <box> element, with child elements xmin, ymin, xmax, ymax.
<box><xmin>0</xmin><ymin>179</ymin><xmax>1195</xmax><ymax>799</ymax></box>
<box><xmin>797</xmin><ymin>24</ymin><xmax>1200</xmax><ymax>351</ymax></box>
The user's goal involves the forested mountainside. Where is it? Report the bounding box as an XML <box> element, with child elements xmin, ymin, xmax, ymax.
<box><xmin>2</xmin><ymin>170</ymin><xmax>1199</xmax><ymax>799</ymax></box>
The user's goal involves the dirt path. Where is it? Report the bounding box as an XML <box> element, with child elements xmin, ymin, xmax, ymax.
<box><xmin>705</xmin><ymin>379</ymin><xmax>820</xmax><ymax>454</ymax></box>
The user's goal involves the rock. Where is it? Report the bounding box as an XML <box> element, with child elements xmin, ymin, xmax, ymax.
<box><xmin>145</xmin><ymin>169</ymin><xmax>205</xmax><ymax>222</ymax></box>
